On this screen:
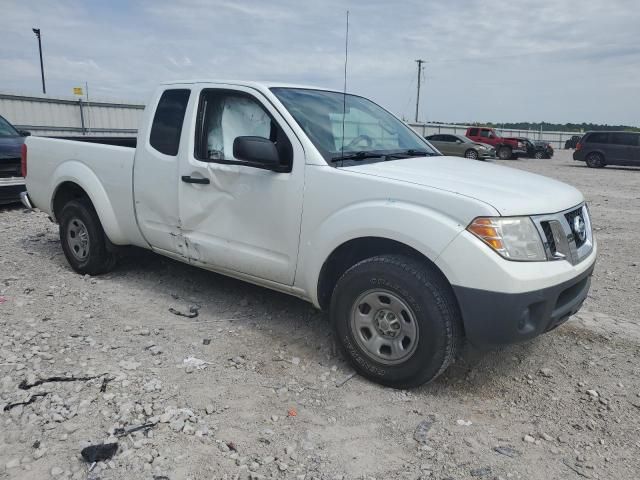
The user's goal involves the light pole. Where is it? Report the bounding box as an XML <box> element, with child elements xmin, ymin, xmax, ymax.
<box><xmin>32</xmin><ymin>28</ymin><xmax>46</xmax><ymax>94</ymax></box>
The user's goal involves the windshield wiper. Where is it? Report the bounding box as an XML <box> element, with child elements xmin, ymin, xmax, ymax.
<box><xmin>330</xmin><ymin>151</ymin><xmax>387</xmax><ymax>163</ymax></box>
<box><xmin>385</xmin><ymin>149</ymin><xmax>438</xmax><ymax>159</ymax></box>
<box><xmin>330</xmin><ymin>149</ymin><xmax>438</xmax><ymax>164</ymax></box>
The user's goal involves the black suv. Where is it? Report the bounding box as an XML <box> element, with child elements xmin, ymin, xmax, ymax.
<box><xmin>564</xmin><ymin>135</ymin><xmax>581</xmax><ymax>149</ymax></box>
<box><xmin>573</xmin><ymin>131</ymin><xmax>640</xmax><ymax>168</ymax></box>
<box><xmin>517</xmin><ymin>137</ymin><xmax>554</xmax><ymax>159</ymax></box>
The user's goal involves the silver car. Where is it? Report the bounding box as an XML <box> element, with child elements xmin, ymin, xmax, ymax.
<box><xmin>425</xmin><ymin>133</ymin><xmax>495</xmax><ymax>160</ymax></box>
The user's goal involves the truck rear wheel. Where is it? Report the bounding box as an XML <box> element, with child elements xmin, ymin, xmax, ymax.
<box><xmin>330</xmin><ymin>254</ymin><xmax>461</xmax><ymax>388</ymax></box>
<box><xmin>497</xmin><ymin>146</ymin><xmax>512</xmax><ymax>160</ymax></box>
<box><xmin>58</xmin><ymin>199</ymin><xmax>116</xmax><ymax>275</ymax></box>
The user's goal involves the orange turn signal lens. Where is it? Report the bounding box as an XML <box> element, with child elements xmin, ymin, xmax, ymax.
<box><xmin>467</xmin><ymin>218</ymin><xmax>505</xmax><ymax>252</ymax></box>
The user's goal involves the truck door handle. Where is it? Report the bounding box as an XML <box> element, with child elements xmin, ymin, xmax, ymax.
<box><xmin>181</xmin><ymin>175</ymin><xmax>210</xmax><ymax>184</ymax></box>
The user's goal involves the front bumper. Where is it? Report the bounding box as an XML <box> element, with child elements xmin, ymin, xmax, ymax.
<box><xmin>0</xmin><ymin>177</ymin><xmax>26</xmax><ymax>204</ymax></box>
<box><xmin>453</xmin><ymin>261</ymin><xmax>594</xmax><ymax>347</ymax></box>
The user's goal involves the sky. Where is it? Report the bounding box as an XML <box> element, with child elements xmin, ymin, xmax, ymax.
<box><xmin>1</xmin><ymin>0</ymin><xmax>639</xmax><ymax>126</ymax></box>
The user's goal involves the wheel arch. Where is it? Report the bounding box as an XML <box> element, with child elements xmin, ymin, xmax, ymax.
<box><xmin>50</xmin><ymin>163</ymin><xmax>128</xmax><ymax>244</ymax></box>
<box><xmin>316</xmin><ymin>236</ymin><xmax>459</xmax><ymax>314</ymax></box>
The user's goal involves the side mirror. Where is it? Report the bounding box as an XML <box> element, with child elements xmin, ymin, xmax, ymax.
<box><xmin>233</xmin><ymin>136</ymin><xmax>280</xmax><ymax>169</ymax></box>
<box><xmin>19</xmin><ymin>130</ymin><xmax>31</xmax><ymax>137</ymax></box>
<box><xmin>456</xmin><ymin>139</ymin><xmax>462</xmax><ymax>144</ymax></box>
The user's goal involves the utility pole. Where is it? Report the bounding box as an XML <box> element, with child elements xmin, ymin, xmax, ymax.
<box><xmin>415</xmin><ymin>59</ymin><xmax>425</xmax><ymax>123</ymax></box>
<box><xmin>32</xmin><ymin>28</ymin><xmax>46</xmax><ymax>94</ymax></box>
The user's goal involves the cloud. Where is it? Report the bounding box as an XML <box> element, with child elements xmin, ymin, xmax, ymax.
<box><xmin>0</xmin><ymin>0</ymin><xmax>638</xmax><ymax>125</ymax></box>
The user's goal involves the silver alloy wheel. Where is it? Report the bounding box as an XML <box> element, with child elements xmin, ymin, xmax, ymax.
<box><xmin>534</xmin><ymin>151</ymin><xmax>544</xmax><ymax>159</ymax></box>
<box><xmin>67</xmin><ymin>218</ymin><xmax>90</xmax><ymax>261</ymax></box>
<box><xmin>465</xmin><ymin>149</ymin><xmax>478</xmax><ymax>159</ymax></box>
<box><xmin>350</xmin><ymin>289</ymin><xmax>419</xmax><ymax>365</ymax></box>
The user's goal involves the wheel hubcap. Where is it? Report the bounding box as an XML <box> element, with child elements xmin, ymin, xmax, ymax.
<box><xmin>350</xmin><ymin>289</ymin><xmax>419</xmax><ymax>365</ymax></box>
<box><xmin>67</xmin><ymin>218</ymin><xmax>90</xmax><ymax>261</ymax></box>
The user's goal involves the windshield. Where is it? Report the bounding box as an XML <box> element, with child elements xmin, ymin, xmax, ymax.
<box><xmin>271</xmin><ymin>88</ymin><xmax>437</xmax><ymax>164</ymax></box>
<box><xmin>0</xmin><ymin>116</ymin><xmax>19</xmax><ymax>137</ymax></box>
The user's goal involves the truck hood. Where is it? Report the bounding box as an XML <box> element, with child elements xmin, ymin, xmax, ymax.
<box><xmin>346</xmin><ymin>155</ymin><xmax>584</xmax><ymax>216</ymax></box>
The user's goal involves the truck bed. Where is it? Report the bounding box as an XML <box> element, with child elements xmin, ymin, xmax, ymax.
<box><xmin>25</xmin><ymin>136</ymin><xmax>145</xmax><ymax>246</ymax></box>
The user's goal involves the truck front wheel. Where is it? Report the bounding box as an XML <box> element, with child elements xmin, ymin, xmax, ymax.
<box><xmin>330</xmin><ymin>254</ymin><xmax>461</xmax><ymax>388</ymax></box>
<box><xmin>58</xmin><ymin>199</ymin><xmax>116</xmax><ymax>275</ymax></box>
<box><xmin>497</xmin><ymin>146</ymin><xmax>512</xmax><ymax>160</ymax></box>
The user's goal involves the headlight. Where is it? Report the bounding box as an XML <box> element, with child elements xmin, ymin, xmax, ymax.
<box><xmin>467</xmin><ymin>217</ymin><xmax>546</xmax><ymax>261</ymax></box>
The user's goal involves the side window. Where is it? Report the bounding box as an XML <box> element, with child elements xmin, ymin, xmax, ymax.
<box><xmin>428</xmin><ymin>134</ymin><xmax>442</xmax><ymax>141</ymax></box>
<box><xmin>586</xmin><ymin>132</ymin><xmax>608</xmax><ymax>144</ymax></box>
<box><xmin>610</xmin><ymin>132</ymin><xmax>638</xmax><ymax>146</ymax></box>
<box><xmin>195</xmin><ymin>90</ymin><xmax>293</xmax><ymax>170</ymax></box>
<box><xmin>468</xmin><ymin>128</ymin><xmax>478</xmax><ymax>136</ymax></box>
<box><xmin>480</xmin><ymin>129</ymin><xmax>490</xmax><ymax>138</ymax></box>
<box><xmin>149</xmin><ymin>89</ymin><xmax>191</xmax><ymax>156</ymax></box>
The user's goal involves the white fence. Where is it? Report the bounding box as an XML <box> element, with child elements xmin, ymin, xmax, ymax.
<box><xmin>0</xmin><ymin>93</ymin><xmax>144</xmax><ymax>137</ymax></box>
<box><xmin>409</xmin><ymin>123</ymin><xmax>580</xmax><ymax>149</ymax></box>
<box><xmin>1</xmin><ymin>91</ymin><xmax>582</xmax><ymax>148</ymax></box>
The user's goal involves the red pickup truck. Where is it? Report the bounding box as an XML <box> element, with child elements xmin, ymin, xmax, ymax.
<box><xmin>466</xmin><ymin>127</ymin><xmax>525</xmax><ymax>160</ymax></box>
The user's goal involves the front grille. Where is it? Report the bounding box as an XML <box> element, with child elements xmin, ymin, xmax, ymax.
<box><xmin>565</xmin><ymin>208</ymin><xmax>586</xmax><ymax>248</ymax></box>
<box><xmin>0</xmin><ymin>158</ymin><xmax>21</xmax><ymax>178</ymax></box>
<box><xmin>540</xmin><ymin>221</ymin><xmax>556</xmax><ymax>253</ymax></box>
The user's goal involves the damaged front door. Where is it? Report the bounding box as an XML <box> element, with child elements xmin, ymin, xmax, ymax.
<box><xmin>178</xmin><ymin>86</ymin><xmax>304</xmax><ymax>285</ymax></box>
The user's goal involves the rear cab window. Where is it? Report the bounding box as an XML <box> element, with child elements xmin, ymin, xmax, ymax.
<box><xmin>468</xmin><ymin>128</ymin><xmax>479</xmax><ymax>136</ymax></box>
<box><xmin>150</xmin><ymin>89</ymin><xmax>191</xmax><ymax>156</ymax></box>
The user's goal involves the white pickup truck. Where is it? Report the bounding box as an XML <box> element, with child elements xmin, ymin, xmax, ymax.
<box><xmin>22</xmin><ymin>81</ymin><xmax>596</xmax><ymax>388</ymax></box>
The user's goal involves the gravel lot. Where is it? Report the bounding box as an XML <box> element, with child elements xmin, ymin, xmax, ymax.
<box><xmin>1</xmin><ymin>150</ymin><xmax>639</xmax><ymax>480</ymax></box>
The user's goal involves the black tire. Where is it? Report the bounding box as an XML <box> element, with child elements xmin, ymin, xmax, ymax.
<box><xmin>585</xmin><ymin>152</ymin><xmax>605</xmax><ymax>168</ymax></box>
<box><xmin>534</xmin><ymin>151</ymin><xmax>544</xmax><ymax>159</ymax></box>
<box><xmin>464</xmin><ymin>149</ymin><xmax>479</xmax><ymax>160</ymax></box>
<box><xmin>58</xmin><ymin>199</ymin><xmax>116</xmax><ymax>275</ymax></box>
<box><xmin>330</xmin><ymin>254</ymin><xmax>462</xmax><ymax>389</ymax></box>
<box><xmin>497</xmin><ymin>146</ymin><xmax>512</xmax><ymax>160</ymax></box>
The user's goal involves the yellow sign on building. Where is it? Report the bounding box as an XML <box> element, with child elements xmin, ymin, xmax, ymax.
<box><xmin>73</xmin><ymin>87</ymin><xmax>83</xmax><ymax>95</ymax></box>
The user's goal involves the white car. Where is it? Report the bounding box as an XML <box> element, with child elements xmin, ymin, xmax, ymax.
<box><xmin>22</xmin><ymin>81</ymin><xmax>597</xmax><ymax>388</ymax></box>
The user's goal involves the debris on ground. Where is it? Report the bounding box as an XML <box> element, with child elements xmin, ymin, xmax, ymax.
<box><xmin>3</xmin><ymin>392</ymin><xmax>49</xmax><ymax>411</ymax></box>
<box><xmin>493</xmin><ymin>445</ymin><xmax>519</xmax><ymax>458</ymax></box>
<box><xmin>113</xmin><ymin>422</ymin><xmax>157</xmax><ymax>437</ymax></box>
<box><xmin>19</xmin><ymin>374</ymin><xmax>105</xmax><ymax>390</ymax></box>
<box><xmin>80</xmin><ymin>442</ymin><xmax>119</xmax><ymax>463</ymax></box>
<box><xmin>183</xmin><ymin>356</ymin><xmax>208</xmax><ymax>370</ymax></box>
<box><xmin>413</xmin><ymin>415</ymin><xmax>436</xmax><ymax>443</ymax></box>
<box><xmin>168</xmin><ymin>305</ymin><xmax>200</xmax><ymax>318</ymax></box>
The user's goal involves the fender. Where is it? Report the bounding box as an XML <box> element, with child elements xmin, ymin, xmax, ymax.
<box><xmin>296</xmin><ymin>199</ymin><xmax>468</xmax><ymax>307</ymax></box>
<box><xmin>50</xmin><ymin>161</ymin><xmax>129</xmax><ymax>245</ymax></box>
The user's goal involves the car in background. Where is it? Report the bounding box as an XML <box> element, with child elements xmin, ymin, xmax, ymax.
<box><xmin>517</xmin><ymin>137</ymin><xmax>554</xmax><ymax>159</ymax></box>
<box><xmin>565</xmin><ymin>135</ymin><xmax>582</xmax><ymax>149</ymax></box>
<box><xmin>425</xmin><ymin>133</ymin><xmax>495</xmax><ymax>160</ymax></box>
<box><xmin>465</xmin><ymin>127</ymin><xmax>526</xmax><ymax>160</ymax></box>
<box><xmin>573</xmin><ymin>131</ymin><xmax>640</xmax><ymax>168</ymax></box>
<box><xmin>0</xmin><ymin>114</ymin><xmax>29</xmax><ymax>204</ymax></box>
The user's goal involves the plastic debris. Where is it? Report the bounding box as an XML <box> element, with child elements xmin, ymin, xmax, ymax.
<box><xmin>183</xmin><ymin>356</ymin><xmax>208</xmax><ymax>370</ymax></box>
<box><xmin>287</xmin><ymin>408</ymin><xmax>297</xmax><ymax>417</ymax></box>
<box><xmin>168</xmin><ymin>305</ymin><xmax>200</xmax><ymax>318</ymax></box>
<box><xmin>80</xmin><ymin>442</ymin><xmax>118</xmax><ymax>463</ymax></box>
